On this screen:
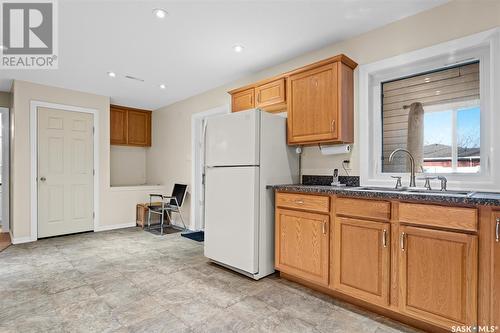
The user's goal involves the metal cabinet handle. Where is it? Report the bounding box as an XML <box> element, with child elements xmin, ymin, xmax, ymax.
<box><xmin>294</xmin><ymin>200</ymin><xmax>304</xmax><ymax>204</ymax></box>
<box><xmin>331</xmin><ymin>120</ymin><xmax>336</xmax><ymax>132</ymax></box>
<box><xmin>382</xmin><ymin>229</ymin><xmax>388</xmax><ymax>248</ymax></box>
<box><xmin>400</xmin><ymin>232</ymin><xmax>406</xmax><ymax>251</ymax></box>
<box><xmin>322</xmin><ymin>221</ymin><xmax>327</xmax><ymax>235</ymax></box>
<box><xmin>257</xmin><ymin>92</ymin><xmax>261</xmax><ymax>103</ymax></box>
<box><xmin>496</xmin><ymin>217</ymin><xmax>499</xmax><ymax>243</ymax></box>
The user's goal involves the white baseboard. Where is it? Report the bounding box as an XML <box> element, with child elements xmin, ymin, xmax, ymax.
<box><xmin>10</xmin><ymin>231</ymin><xmax>36</xmax><ymax>244</ymax></box>
<box><xmin>94</xmin><ymin>222</ymin><xmax>136</xmax><ymax>232</ymax></box>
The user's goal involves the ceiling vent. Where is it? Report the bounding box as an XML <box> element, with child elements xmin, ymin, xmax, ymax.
<box><xmin>125</xmin><ymin>75</ymin><xmax>144</xmax><ymax>82</ymax></box>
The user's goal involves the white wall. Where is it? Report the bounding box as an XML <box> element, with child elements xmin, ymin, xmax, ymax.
<box><xmin>110</xmin><ymin>146</ymin><xmax>147</xmax><ymax>186</ymax></box>
<box><xmin>10</xmin><ymin>80</ymin><xmax>165</xmax><ymax>241</ymax></box>
<box><xmin>147</xmin><ymin>0</ymin><xmax>500</xmax><ymax>226</ymax></box>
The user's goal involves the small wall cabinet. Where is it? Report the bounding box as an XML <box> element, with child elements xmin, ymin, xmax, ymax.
<box><xmin>231</xmin><ymin>88</ymin><xmax>255</xmax><ymax>113</ymax></box>
<box><xmin>110</xmin><ymin>105</ymin><xmax>151</xmax><ymax>147</ymax></box>
<box><xmin>255</xmin><ymin>78</ymin><xmax>286</xmax><ymax>110</ymax></box>
<box><xmin>228</xmin><ymin>54</ymin><xmax>357</xmax><ymax>145</ymax></box>
<box><xmin>229</xmin><ymin>77</ymin><xmax>287</xmax><ymax>113</ymax></box>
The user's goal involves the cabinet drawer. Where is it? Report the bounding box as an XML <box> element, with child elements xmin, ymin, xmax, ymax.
<box><xmin>276</xmin><ymin>192</ymin><xmax>329</xmax><ymax>213</ymax></box>
<box><xmin>399</xmin><ymin>203</ymin><xmax>477</xmax><ymax>232</ymax></box>
<box><xmin>336</xmin><ymin>198</ymin><xmax>391</xmax><ymax>221</ymax></box>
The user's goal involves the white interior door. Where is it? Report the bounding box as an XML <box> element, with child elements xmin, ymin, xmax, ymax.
<box><xmin>0</xmin><ymin>108</ymin><xmax>8</xmax><ymax>232</ymax></box>
<box><xmin>204</xmin><ymin>166</ymin><xmax>259</xmax><ymax>274</ymax></box>
<box><xmin>37</xmin><ymin>107</ymin><xmax>94</xmax><ymax>238</ymax></box>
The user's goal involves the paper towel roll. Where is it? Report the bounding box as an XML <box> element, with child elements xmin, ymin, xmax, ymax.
<box><xmin>319</xmin><ymin>144</ymin><xmax>351</xmax><ymax>155</ymax></box>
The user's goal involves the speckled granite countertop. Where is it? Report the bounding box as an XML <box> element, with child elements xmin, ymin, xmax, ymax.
<box><xmin>267</xmin><ymin>184</ymin><xmax>500</xmax><ymax>207</ymax></box>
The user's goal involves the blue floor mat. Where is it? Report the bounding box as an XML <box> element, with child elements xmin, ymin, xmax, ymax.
<box><xmin>181</xmin><ymin>231</ymin><xmax>204</xmax><ymax>242</ymax></box>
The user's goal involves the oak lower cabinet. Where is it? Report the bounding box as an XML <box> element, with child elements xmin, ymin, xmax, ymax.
<box><xmin>398</xmin><ymin>226</ymin><xmax>478</xmax><ymax>329</ymax></box>
<box><xmin>492</xmin><ymin>212</ymin><xmax>500</xmax><ymax>327</ymax></box>
<box><xmin>275</xmin><ymin>208</ymin><xmax>329</xmax><ymax>286</ymax></box>
<box><xmin>333</xmin><ymin>217</ymin><xmax>390</xmax><ymax>307</ymax></box>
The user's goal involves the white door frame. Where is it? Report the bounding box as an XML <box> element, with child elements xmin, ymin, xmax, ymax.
<box><xmin>0</xmin><ymin>108</ymin><xmax>9</xmax><ymax>232</ymax></box>
<box><xmin>30</xmin><ymin>101</ymin><xmax>99</xmax><ymax>241</ymax></box>
<box><xmin>190</xmin><ymin>105</ymin><xmax>229</xmax><ymax>231</ymax></box>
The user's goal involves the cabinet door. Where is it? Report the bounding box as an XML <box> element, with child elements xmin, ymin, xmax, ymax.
<box><xmin>492</xmin><ymin>213</ymin><xmax>500</xmax><ymax>327</ymax></box>
<box><xmin>333</xmin><ymin>217</ymin><xmax>390</xmax><ymax>307</ymax></box>
<box><xmin>399</xmin><ymin>226</ymin><xmax>477</xmax><ymax>329</ymax></box>
<box><xmin>255</xmin><ymin>78</ymin><xmax>285</xmax><ymax>109</ymax></box>
<box><xmin>231</xmin><ymin>88</ymin><xmax>255</xmax><ymax>112</ymax></box>
<box><xmin>287</xmin><ymin>63</ymin><xmax>338</xmax><ymax>144</ymax></box>
<box><xmin>275</xmin><ymin>208</ymin><xmax>329</xmax><ymax>286</ymax></box>
<box><xmin>110</xmin><ymin>107</ymin><xmax>127</xmax><ymax>145</ymax></box>
<box><xmin>127</xmin><ymin>110</ymin><xmax>151</xmax><ymax>146</ymax></box>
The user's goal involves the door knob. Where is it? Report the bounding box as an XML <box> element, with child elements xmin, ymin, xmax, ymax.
<box><xmin>40</xmin><ymin>177</ymin><xmax>46</xmax><ymax>182</ymax></box>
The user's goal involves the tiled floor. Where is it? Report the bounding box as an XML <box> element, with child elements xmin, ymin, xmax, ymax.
<box><xmin>0</xmin><ymin>228</ymin><xmax>421</xmax><ymax>333</ymax></box>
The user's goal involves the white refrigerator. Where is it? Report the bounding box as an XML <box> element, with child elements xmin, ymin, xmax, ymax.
<box><xmin>204</xmin><ymin>109</ymin><xmax>298</xmax><ymax>279</ymax></box>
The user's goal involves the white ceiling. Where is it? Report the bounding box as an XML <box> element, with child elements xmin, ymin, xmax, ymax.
<box><xmin>0</xmin><ymin>0</ymin><xmax>448</xmax><ymax>110</ymax></box>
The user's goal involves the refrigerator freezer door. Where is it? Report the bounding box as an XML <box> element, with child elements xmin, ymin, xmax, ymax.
<box><xmin>205</xmin><ymin>109</ymin><xmax>260</xmax><ymax>167</ymax></box>
<box><xmin>204</xmin><ymin>166</ymin><xmax>259</xmax><ymax>274</ymax></box>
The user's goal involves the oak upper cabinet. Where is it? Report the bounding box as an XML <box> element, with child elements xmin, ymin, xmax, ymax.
<box><xmin>333</xmin><ymin>217</ymin><xmax>390</xmax><ymax>307</ymax></box>
<box><xmin>127</xmin><ymin>110</ymin><xmax>151</xmax><ymax>146</ymax></box>
<box><xmin>398</xmin><ymin>226</ymin><xmax>478</xmax><ymax>330</ymax></box>
<box><xmin>255</xmin><ymin>78</ymin><xmax>286</xmax><ymax>111</ymax></box>
<box><xmin>275</xmin><ymin>208</ymin><xmax>329</xmax><ymax>286</ymax></box>
<box><xmin>231</xmin><ymin>88</ymin><xmax>255</xmax><ymax>112</ymax></box>
<box><xmin>287</xmin><ymin>55</ymin><xmax>357</xmax><ymax>145</ymax></box>
<box><xmin>492</xmin><ymin>212</ymin><xmax>500</xmax><ymax>327</ymax></box>
<box><xmin>110</xmin><ymin>105</ymin><xmax>151</xmax><ymax>147</ymax></box>
<box><xmin>110</xmin><ymin>106</ymin><xmax>127</xmax><ymax>145</ymax></box>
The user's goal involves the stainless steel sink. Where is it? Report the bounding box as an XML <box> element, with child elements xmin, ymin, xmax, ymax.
<box><xmin>353</xmin><ymin>186</ymin><xmax>475</xmax><ymax>197</ymax></box>
<box><xmin>354</xmin><ymin>186</ymin><xmax>407</xmax><ymax>192</ymax></box>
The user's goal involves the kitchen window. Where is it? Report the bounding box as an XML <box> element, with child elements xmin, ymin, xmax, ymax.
<box><xmin>381</xmin><ymin>62</ymin><xmax>481</xmax><ymax>175</ymax></box>
<box><xmin>359</xmin><ymin>28</ymin><xmax>500</xmax><ymax>191</ymax></box>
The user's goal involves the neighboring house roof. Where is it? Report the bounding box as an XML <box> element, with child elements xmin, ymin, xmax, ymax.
<box><xmin>424</xmin><ymin>144</ymin><xmax>480</xmax><ymax>159</ymax></box>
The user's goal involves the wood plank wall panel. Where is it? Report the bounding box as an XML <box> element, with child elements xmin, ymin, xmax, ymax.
<box><xmin>382</xmin><ymin>63</ymin><xmax>479</xmax><ymax>172</ymax></box>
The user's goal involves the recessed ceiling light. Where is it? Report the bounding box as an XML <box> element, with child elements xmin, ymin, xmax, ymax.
<box><xmin>424</xmin><ymin>77</ymin><xmax>431</xmax><ymax>82</ymax></box>
<box><xmin>153</xmin><ymin>8</ymin><xmax>167</xmax><ymax>19</ymax></box>
<box><xmin>107</xmin><ymin>71</ymin><xmax>116</xmax><ymax>78</ymax></box>
<box><xmin>159</xmin><ymin>84</ymin><xmax>166</xmax><ymax>89</ymax></box>
<box><xmin>233</xmin><ymin>44</ymin><xmax>244</xmax><ymax>53</ymax></box>
<box><xmin>435</xmin><ymin>90</ymin><xmax>441</xmax><ymax>95</ymax></box>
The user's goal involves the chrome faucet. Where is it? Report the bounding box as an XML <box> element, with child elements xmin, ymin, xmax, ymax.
<box><xmin>389</xmin><ymin>148</ymin><xmax>416</xmax><ymax>188</ymax></box>
<box><xmin>437</xmin><ymin>176</ymin><xmax>447</xmax><ymax>191</ymax></box>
